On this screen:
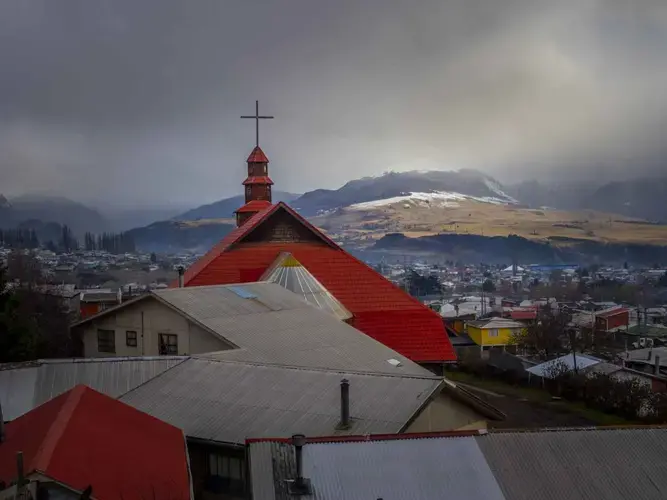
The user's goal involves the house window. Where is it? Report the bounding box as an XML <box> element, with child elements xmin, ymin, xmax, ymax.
<box><xmin>262</xmin><ymin>164</ymin><xmax>267</xmax><ymax>175</ymax></box>
<box><xmin>97</xmin><ymin>329</ymin><xmax>115</xmax><ymax>353</ymax></box>
<box><xmin>158</xmin><ymin>334</ymin><xmax>178</xmax><ymax>355</ymax></box>
<box><xmin>245</xmin><ymin>186</ymin><xmax>251</xmax><ymax>197</ymax></box>
<box><xmin>206</xmin><ymin>453</ymin><xmax>245</xmax><ymax>496</ymax></box>
<box><xmin>488</xmin><ymin>329</ymin><xmax>499</xmax><ymax>337</ymax></box>
<box><xmin>126</xmin><ymin>330</ymin><xmax>138</xmax><ymax>347</ymax></box>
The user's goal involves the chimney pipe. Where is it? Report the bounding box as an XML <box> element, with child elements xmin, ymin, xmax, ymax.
<box><xmin>177</xmin><ymin>266</ymin><xmax>185</xmax><ymax>288</ymax></box>
<box><xmin>340</xmin><ymin>379</ymin><xmax>350</xmax><ymax>429</ymax></box>
<box><xmin>655</xmin><ymin>356</ymin><xmax>661</xmax><ymax>375</ymax></box>
<box><xmin>291</xmin><ymin>434</ymin><xmax>306</xmax><ymax>487</ymax></box>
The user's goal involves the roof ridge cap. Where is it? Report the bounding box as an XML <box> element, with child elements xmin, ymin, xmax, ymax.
<box><xmin>190</xmin><ymin>356</ymin><xmax>442</xmax><ymax>380</ymax></box>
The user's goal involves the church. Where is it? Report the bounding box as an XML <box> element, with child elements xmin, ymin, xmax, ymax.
<box><xmin>178</xmin><ymin>102</ymin><xmax>456</xmax><ymax>365</ymax></box>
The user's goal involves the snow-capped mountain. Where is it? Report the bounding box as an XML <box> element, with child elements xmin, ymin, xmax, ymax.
<box><xmin>293</xmin><ymin>169</ymin><xmax>517</xmax><ymax>215</ymax></box>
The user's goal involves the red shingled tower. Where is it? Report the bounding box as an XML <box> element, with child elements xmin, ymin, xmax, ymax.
<box><xmin>235</xmin><ymin>146</ymin><xmax>274</xmax><ymax>226</ymax></box>
<box><xmin>235</xmin><ymin>100</ymin><xmax>275</xmax><ymax>227</ymax></box>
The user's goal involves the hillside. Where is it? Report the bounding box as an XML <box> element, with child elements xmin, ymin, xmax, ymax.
<box><xmin>292</xmin><ymin>170</ymin><xmax>516</xmax><ymax>216</ymax></box>
<box><xmin>175</xmin><ymin>191</ymin><xmax>299</xmax><ymax>221</ymax></box>
<box><xmin>124</xmin><ymin>170</ymin><xmax>667</xmax><ymax>256</ymax></box>
<box><xmin>312</xmin><ymin>197</ymin><xmax>667</xmax><ymax>247</ymax></box>
<box><xmin>507</xmin><ymin>176</ymin><xmax>667</xmax><ymax>222</ymax></box>
<box><xmin>0</xmin><ymin>194</ymin><xmax>108</xmax><ymax>235</ymax></box>
<box><xmin>372</xmin><ymin>232</ymin><xmax>667</xmax><ymax>266</ymax></box>
<box><xmin>126</xmin><ymin>218</ymin><xmax>235</xmax><ymax>252</ymax></box>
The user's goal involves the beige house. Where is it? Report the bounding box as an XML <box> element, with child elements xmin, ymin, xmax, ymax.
<box><xmin>72</xmin><ymin>292</ymin><xmax>235</xmax><ymax>358</ymax></box>
<box><xmin>20</xmin><ymin>282</ymin><xmax>505</xmax><ymax>499</ymax></box>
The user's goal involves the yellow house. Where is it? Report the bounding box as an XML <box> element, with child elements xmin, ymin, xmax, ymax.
<box><xmin>466</xmin><ymin>318</ymin><xmax>526</xmax><ymax>348</ymax></box>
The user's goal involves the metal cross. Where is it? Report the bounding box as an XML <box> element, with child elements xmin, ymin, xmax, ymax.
<box><xmin>241</xmin><ymin>100</ymin><xmax>274</xmax><ymax>147</ymax></box>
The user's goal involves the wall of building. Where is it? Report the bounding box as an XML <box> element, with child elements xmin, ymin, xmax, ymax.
<box><xmin>467</xmin><ymin>326</ymin><xmax>521</xmax><ymax>347</ymax></box>
<box><xmin>188</xmin><ymin>441</ymin><xmax>246</xmax><ymax>500</ymax></box>
<box><xmin>78</xmin><ymin>298</ymin><xmax>233</xmax><ymax>357</ymax></box>
<box><xmin>406</xmin><ymin>393</ymin><xmax>487</xmax><ymax>432</ymax></box>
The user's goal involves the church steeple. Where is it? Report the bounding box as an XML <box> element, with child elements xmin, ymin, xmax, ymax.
<box><xmin>235</xmin><ymin>101</ymin><xmax>275</xmax><ymax>227</ymax></box>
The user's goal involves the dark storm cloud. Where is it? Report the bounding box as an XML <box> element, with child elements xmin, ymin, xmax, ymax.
<box><xmin>1</xmin><ymin>0</ymin><xmax>666</xmax><ymax>207</ymax></box>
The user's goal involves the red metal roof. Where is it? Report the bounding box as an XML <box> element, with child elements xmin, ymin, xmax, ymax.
<box><xmin>180</xmin><ymin>203</ymin><xmax>455</xmax><ymax>362</ymax></box>
<box><xmin>234</xmin><ymin>199</ymin><xmax>273</xmax><ymax>213</ymax></box>
<box><xmin>0</xmin><ymin>385</ymin><xmax>192</xmax><ymax>499</ymax></box>
<box><xmin>247</xmin><ymin>145</ymin><xmax>269</xmax><ymax>163</ymax></box>
<box><xmin>596</xmin><ymin>307</ymin><xmax>629</xmax><ymax>318</ymax></box>
<box><xmin>242</xmin><ymin>176</ymin><xmax>274</xmax><ymax>185</ymax></box>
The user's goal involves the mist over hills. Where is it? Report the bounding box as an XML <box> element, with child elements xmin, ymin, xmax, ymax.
<box><xmin>175</xmin><ymin>191</ymin><xmax>300</xmax><ymax>221</ymax></box>
<box><xmin>2</xmin><ymin>170</ymin><xmax>665</xmax><ymax>255</ymax></box>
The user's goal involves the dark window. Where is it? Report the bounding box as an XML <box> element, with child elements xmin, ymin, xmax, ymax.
<box><xmin>158</xmin><ymin>334</ymin><xmax>178</xmax><ymax>355</ymax></box>
<box><xmin>206</xmin><ymin>453</ymin><xmax>245</xmax><ymax>496</ymax></box>
<box><xmin>97</xmin><ymin>329</ymin><xmax>115</xmax><ymax>353</ymax></box>
<box><xmin>126</xmin><ymin>330</ymin><xmax>138</xmax><ymax>347</ymax></box>
<box><xmin>245</xmin><ymin>186</ymin><xmax>251</xmax><ymax>197</ymax></box>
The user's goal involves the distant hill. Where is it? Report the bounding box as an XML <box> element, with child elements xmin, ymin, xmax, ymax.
<box><xmin>373</xmin><ymin>232</ymin><xmax>667</xmax><ymax>266</ymax></box>
<box><xmin>507</xmin><ymin>176</ymin><xmax>667</xmax><ymax>222</ymax></box>
<box><xmin>0</xmin><ymin>194</ymin><xmax>108</xmax><ymax>236</ymax></box>
<box><xmin>175</xmin><ymin>191</ymin><xmax>300</xmax><ymax>221</ymax></box>
<box><xmin>292</xmin><ymin>170</ymin><xmax>517</xmax><ymax>216</ymax></box>
<box><xmin>104</xmin><ymin>206</ymin><xmax>191</xmax><ymax>232</ymax></box>
<box><xmin>126</xmin><ymin>219</ymin><xmax>235</xmax><ymax>252</ymax></box>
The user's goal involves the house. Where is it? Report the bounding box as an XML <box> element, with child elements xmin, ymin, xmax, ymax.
<box><xmin>79</xmin><ymin>288</ymin><xmax>122</xmax><ymax>319</ymax></box>
<box><xmin>0</xmin><ymin>385</ymin><xmax>193</xmax><ymax>500</ymax></box>
<box><xmin>175</xmin><ymin>142</ymin><xmax>456</xmax><ymax>365</ymax></box>
<box><xmin>595</xmin><ymin>306</ymin><xmax>630</xmax><ymax>332</ymax></box>
<box><xmin>466</xmin><ymin>318</ymin><xmax>526</xmax><ymax>349</ymax></box>
<box><xmin>4</xmin><ymin>283</ymin><xmax>504</xmax><ymax>499</ymax></box>
<box><xmin>525</xmin><ymin>353</ymin><xmax>603</xmax><ymax>378</ymax></box>
<box><xmin>247</xmin><ymin>427</ymin><xmax>667</xmax><ymax>500</ymax></box>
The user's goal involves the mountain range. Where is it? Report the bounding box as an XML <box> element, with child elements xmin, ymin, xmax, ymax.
<box><xmin>2</xmin><ymin>171</ymin><xmax>666</xmax><ymax>253</ymax></box>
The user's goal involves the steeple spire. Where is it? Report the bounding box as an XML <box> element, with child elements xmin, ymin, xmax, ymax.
<box><xmin>234</xmin><ymin>101</ymin><xmax>275</xmax><ymax>227</ymax></box>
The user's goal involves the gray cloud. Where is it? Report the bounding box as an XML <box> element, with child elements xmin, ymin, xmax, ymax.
<box><xmin>1</xmin><ymin>0</ymin><xmax>666</xmax><ymax>208</ymax></box>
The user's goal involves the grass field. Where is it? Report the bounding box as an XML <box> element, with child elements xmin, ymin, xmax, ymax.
<box><xmin>313</xmin><ymin>199</ymin><xmax>667</xmax><ymax>246</ymax></box>
<box><xmin>446</xmin><ymin>371</ymin><xmax>634</xmax><ymax>428</ymax></box>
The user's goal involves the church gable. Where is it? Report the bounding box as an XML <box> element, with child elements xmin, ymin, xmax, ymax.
<box><xmin>239</xmin><ymin>206</ymin><xmax>327</xmax><ymax>245</ymax></box>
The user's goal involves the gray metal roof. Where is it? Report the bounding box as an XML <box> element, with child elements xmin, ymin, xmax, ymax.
<box><xmin>0</xmin><ymin>357</ymin><xmax>186</xmax><ymax>420</ymax></box>
<box><xmin>120</xmin><ymin>358</ymin><xmax>442</xmax><ymax>445</ymax></box>
<box><xmin>249</xmin><ymin>436</ymin><xmax>506</xmax><ymax>500</ymax></box>
<box><xmin>153</xmin><ymin>283</ymin><xmax>431</xmax><ymax>377</ymax></box>
<box><xmin>478</xmin><ymin>428</ymin><xmax>667</xmax><ymax>500</ymax></box>
<box><xmin>249</xmin><ymin>428</ymin><xmax>667</xmax><ymax>500</ymax></box>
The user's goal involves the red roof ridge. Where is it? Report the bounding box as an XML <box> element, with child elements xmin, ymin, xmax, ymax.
<box><xmin>32</xmin><ymin>385</ymin><xmax>86</xmax><ymax>473</ymax></box>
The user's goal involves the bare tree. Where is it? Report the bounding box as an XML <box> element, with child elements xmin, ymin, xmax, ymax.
<box><xmin>510</xmin><ymin>307</ymin><xmax>571</xmax><ymax>361</ymax></box>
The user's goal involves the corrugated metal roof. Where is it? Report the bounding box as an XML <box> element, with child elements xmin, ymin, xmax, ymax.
<box><xmin>120</xmin><ymin>358</ymin><xmax>441</xmax><ymax>445</ymax></box>
<box><xmin>249</xmin><ymin>437</ymin><xmax>506</xmax><ymax>500</ymax></box>
<box><xmin>154</xmin><ymin>283</ymin><xmax>432</xmax><ymax>377</ymax></box>
<box><xmin>477</xmin><ymin>428</ymin><xmax>667</xmax><ymax>500</ymax></box>
<box><xmin>0</xmin><ymin>357</ymin><xmax>186</xmax><ymax>420</ymax></box>
<box><xmin>526</xmin><ymin>353</ymin><xmax>601</xmax><ymax>378</ymax></box>
<box><xmin>250</xmin><ymin>428</ymin><xmax>667</xmax><ymax>500</ymax></box>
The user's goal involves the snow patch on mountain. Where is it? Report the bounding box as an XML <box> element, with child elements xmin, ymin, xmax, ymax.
<box><xmin>483</xmin><ymin>179</ymin><xmax>518</xmax><ymax>204</ymax></box>
<box><xmin>347</xmin><ymin>191</ymin><xmax>512</xmax><ymax>211</ymax></box>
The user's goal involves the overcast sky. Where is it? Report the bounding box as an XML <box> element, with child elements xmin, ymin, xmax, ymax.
<box><xmin>1</xmin><ymin>0</ymin><xmax>666</xmax><ymax>208</ymax></box>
